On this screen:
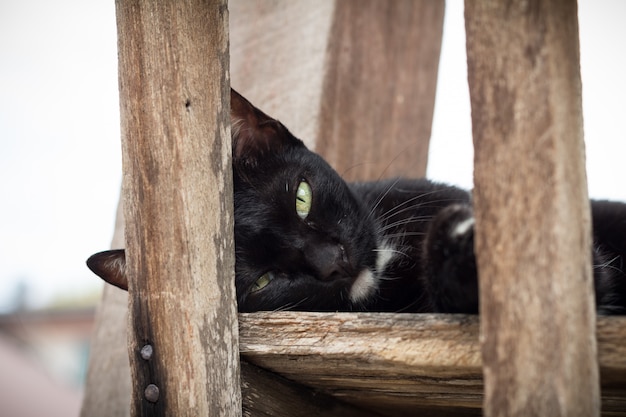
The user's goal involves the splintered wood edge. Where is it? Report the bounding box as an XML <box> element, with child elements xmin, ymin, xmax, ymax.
<box><xmin>238</xmin><ymin>312</ymin><xmax>626</xmax><ymax>413</ymax></box>
<box><xmin>239</xmin><ymin>312</ymin><xmax>626</xmax><ymax>371</ymax></box>
<box><xmin>240</xmin><ymin>312</ymin><xmax>481</xmax><ymax>370</ymax></box>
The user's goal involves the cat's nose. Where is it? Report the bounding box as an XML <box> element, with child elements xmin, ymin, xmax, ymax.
<box><xmin>307</xmin><ymin>243</ymin><xmax>353</xmax><ymax>281</ymax></box>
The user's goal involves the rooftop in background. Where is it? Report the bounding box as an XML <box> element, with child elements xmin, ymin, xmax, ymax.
<box><xmin>0</xmin><ymin>305</ymin><xmax>96</xmax><ymax>417</ymax></box>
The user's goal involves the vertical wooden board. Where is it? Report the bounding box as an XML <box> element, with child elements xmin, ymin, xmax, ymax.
<box><xmin>80</xmin><ymin>285</ymin><xmax>130</xmax><ymax>416</ymax></box>
<box><xmin>116</xmin><ymin>1</ymin><xmax>240</xmax><ymax>416</ymax></box>
<box><xmin>84</xmin><ymin>2</ymin><xmax>445</xmax><ymax>415</ymax></box>
<box><xmin>317</xmin><ymin>0</ymin><xmax>444</xmax><ymax>181</ymax></box>
<box><xmin>230</xmin><ymin>0</ymin><xmax>336</xmax><ymax>149</ymax></box>
<box><xmin>81</xmin><ymin>195</ymin><xmax>131</xmax><ymax>417</ymax></box>
<box><xmin>465</xmin><ymin>1</ymin><xmax>599</xmax><ymax>416</ymax></box>
<box><xmin>231</xmin><ymin>0</ymin><xmax>443</xmax><ymax>182</ymax></box>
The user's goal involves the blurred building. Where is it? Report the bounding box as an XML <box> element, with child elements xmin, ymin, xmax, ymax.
<box><xmin>0</xmin><ymin>306</ymin><xmax>95</xmax><ymax>417</ymax></box>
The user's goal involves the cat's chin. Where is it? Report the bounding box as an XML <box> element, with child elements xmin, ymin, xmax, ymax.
<box><xmin>349</xmin><ymin>269</ymin><xmax>377</xmax><ymax>304</ymax></box>
<box><xmin>348</xmin><ymin>242</ymin><xmax>397</xmax><ymax>306</ymax></box>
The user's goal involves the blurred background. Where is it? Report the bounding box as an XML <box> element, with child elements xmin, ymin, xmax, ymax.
<box><xmin>0</xmin><ymin>1</ymin><xmax>624</xmax><ymax>416</ymax></box>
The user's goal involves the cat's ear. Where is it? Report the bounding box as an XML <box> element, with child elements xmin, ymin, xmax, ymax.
<box><xmin>230</xmin><ymin>88</ymin><xmax>302</xmax><ymax>165</ymax></box>
<box><xmin>86</xmin><ymin>249</ymin><xmax>128</xmax><ymax>291</ymax></box>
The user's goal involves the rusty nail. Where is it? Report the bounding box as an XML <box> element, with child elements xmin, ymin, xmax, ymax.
<box><xmin>144</xmin><ymin>384</ymin><xmax>159</xmax><ymax>403</ymax></box>
<box><xmin>140</xmin><ymin>344</ymin><xmax>153</xmax><ymax>360</ymax></box>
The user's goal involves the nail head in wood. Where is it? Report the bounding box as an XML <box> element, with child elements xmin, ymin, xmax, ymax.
<box><xmin>140</xmin><ymin>344</ymin><xmax>153</xmax><ymax>360</ymax></box>
<box><xmin>144</xmin><ymin>384</ymin><xmax>159</xmax><ymax>403</ymax></box>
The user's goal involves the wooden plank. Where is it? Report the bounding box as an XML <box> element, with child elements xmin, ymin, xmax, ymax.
<box><xmin>464</xmin><ymin>1</ymin><xmax>599</xmax><ymax>416</ymax></box>
<box><xmin>239</xmin><ymin>312</ymin><xmax>482</xmax><ymax>417</ymax></box>
<box><xmin>241</xmin><ymin>361</ymin><xmax>383</xmax><ymax>417</ymax></box>
<box><xmin>83</xmin><ymin>2</ymin><xmax>443</xmax><ymax>413</ymax></box>
<box><xmin>230</xmin><ymin>0</ymin><xmax>444</xmax><ymax>181</ymax></box>
<box><xmin>81</xmin><ymin>199</ymin><xmax>131</xmax><ymax>417</ymax></box>
<box><xmin>229</xmin><ymin>0</ymin><xmax>335</xmax><ymax>149</ymax></box>
<box><xmin>317</xmin><ymin>0</ymin><xmax>444</xmax><ymax>181</ymax></box>
<box><xmin>239</xmin><ymin>312</ymin><xmax>626</xmax><ymax>417</ymax></box>
<box><xmin>115</xmin><ymin>1</ymin><xmax>240</xmax><ymax>416</ymax></box>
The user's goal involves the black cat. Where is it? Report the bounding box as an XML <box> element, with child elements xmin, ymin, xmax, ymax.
<box><xmin>87</xmin><ymin>89</ymin><xmax>626</xmax><ymax>314</ymax></box>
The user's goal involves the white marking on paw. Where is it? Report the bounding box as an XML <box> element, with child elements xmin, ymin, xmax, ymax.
<box><xmin>451</xmin><ymin>217</ymin><xmax>475</xmax><ymax>238</ymax></box>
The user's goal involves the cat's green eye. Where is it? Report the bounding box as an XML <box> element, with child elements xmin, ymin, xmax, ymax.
<box><xmin>296</xmin><ymin>180</ymin><xmax>312</xmax><ymax>219</ymax></box>
<box><xmin>251</xmin><ymin>272</ymin><xmax>272</xmax><ymax>293</ymax></box>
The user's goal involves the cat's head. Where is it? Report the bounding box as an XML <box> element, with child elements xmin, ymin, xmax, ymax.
<box><xmin>87</xmin><ymin>89</ymin><xmax>382</xmax><ymax>312</ymax></box>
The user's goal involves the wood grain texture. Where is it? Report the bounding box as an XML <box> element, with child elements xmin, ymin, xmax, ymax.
<box><xmin>317</xmin><ymin>0</ymin><xmax>444</xmax><ymax>181</ymax></box>
<box><xmin>231</xmin><ymin>0</ymin><xmax>443</xmax><ymax>181</ymax></box>
<box><xmin>465</xmin><ymin>1</ymin><xmax>599</xmax><ymax>416</ymax></box>
<box><xmin>116</xmin><ymin>0</ymin><xmax>241</xmax><ymax>416</ymax></box>
<box><xmin>81</xmin><ymin>2</ymin><xmax>623</xmax><ymax>416</ymax></box>
<box><xmin>239</xmin><ymin>312</ymin><xmax>626</xmax><ymax>417</ymax></box>
<box><xmin>230</xmin><ymin>0</ymin><xmax>335</xmax><ymax>149</ymax></box>
<box><xmin>80</xmin><ymin>194</ymin><xmax>131</xmax><ymax>417</ymax></box>
<box><xmin>241</xmin><ymin>361</ymin><xmax>383</xmax><ymax>417</ymax></box>
<box><xmin>239</xmin><ymin>312</ymin><xmax>482</xmax><ymax>417</ymax></box>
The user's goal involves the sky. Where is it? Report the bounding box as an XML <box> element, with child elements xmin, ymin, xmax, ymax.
<box><xmin>0</xmin><ymin>1</ymin><xmax>624</xmax><ymax>311</ymax></box>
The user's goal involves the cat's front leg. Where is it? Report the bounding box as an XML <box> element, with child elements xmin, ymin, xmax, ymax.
<box><xmin>423</xmin><ymin>204</ymin><xmax>479</xmax><ymax>313</ymax></box>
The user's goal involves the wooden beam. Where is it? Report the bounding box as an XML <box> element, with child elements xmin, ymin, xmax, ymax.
<box><xmin>230</xmin><ymin>0</ymin><xmax>444</xmax><ymax>181</ymax></box>
<box><xmin>240</xmin><ymin>312</ymin><xmax>482</xmax><ymax>417</ymax></box>
<box><xmin>229</xmin><ymin>0</ymin><xmax>335</xmax><ymax>149</ymax></box>
<box><xmin>241</xmin><ymin>361</ymin><xmax>383</xmax><ymax>417</ymax></box>
<box><xmin>116</xmin><ymin>1</ymin><xmax>240</xmax><ymax>416</ymax></box>
<box><xmin>317</xmin><ymin>0</ymin><xmax>444</xmax><ymax>181</ymax></box>
<box><xmin>81</xmin><ymin>200</ymin><xmax>131</xmax><ymax>417</ymax></box>
<box><xmin>239</xmin><ymin>312</ymin><xmax>626</xmax><ymax>417</ymax></box>
<box><xmin>464</xmin><ymin>1</ymin><xmax>599</xmax><ymax>416</ymax></box>
<box><xmin>83</xmin><ymin>2</ymin><xmax>444</xmax><ymax>414</ymax></box>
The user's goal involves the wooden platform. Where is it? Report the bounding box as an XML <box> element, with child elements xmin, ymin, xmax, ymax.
<box><xmin>80</xmin><ymin>2</ymin><xmax>620</xmax><ymax>415</ymax></box>
<box><xmin>239</xmin><ymin>312</ymin><xmax>626</xmax><ymax>416</ymax></box>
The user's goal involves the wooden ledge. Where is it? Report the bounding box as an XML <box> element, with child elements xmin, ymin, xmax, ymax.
<box><xmin>239</xmin><ymin>312</ymin><xmax>626</xmax><ymax>417</ymax></box>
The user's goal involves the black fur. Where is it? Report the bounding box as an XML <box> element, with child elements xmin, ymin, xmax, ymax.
<box><xmin>229</xmin><ymin>90</ymin><xmax>626</xmax><ymax>314</ymax></box>
<box><xmin>87</xmin><ymin>89</ymin><xmax>626</xmax><ymax>315</ymax></box>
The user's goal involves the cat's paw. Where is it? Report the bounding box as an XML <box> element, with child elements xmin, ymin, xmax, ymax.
<box><xmin>423</xmin><ymin>204</ymin><xmax>479</xmax><ymax>313</ymax></box>
<box><xmin>427</xmin><ymin>204</ymin><xmax>475</xmax><ymax>259</ymax></box>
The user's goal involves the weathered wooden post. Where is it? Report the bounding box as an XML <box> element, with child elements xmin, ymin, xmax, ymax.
<box><xmin>80</xmin><ymin>202</ymin><xmax>131</xmax><ymax>416</ymax></box>
<box><xmin>116</xmin><ymin>0</ymin><xmax>240</xmax><ymax>416</ymax></box>
<box><xmin>231</xmin><ymin>0</ymin><xmax>444</xmax><ymax>181</ymax></box>
<box><xmin>465</xmin><ymin>1</ymin><xmax>600</xmax><ymax>416</ymax></box>
<box><xmin>83</xmin><ymin>1</ymin><xmax>444</xmax><ymax>415</ymax></box>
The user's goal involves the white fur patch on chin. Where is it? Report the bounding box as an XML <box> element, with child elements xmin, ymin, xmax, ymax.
<box><xmin>376</xmin><ymin>243</ymin><xmax>396</xmax><ymax>272</ymax></box>
<box><xmin>349</xmin><ymin>243</ymin><xmax>397</xmax><ymax>304</ymax></box>
<box><xmin>349</xmin><ymin>269</ymin><xmax>377</xmax><ymax>304</ymax></box>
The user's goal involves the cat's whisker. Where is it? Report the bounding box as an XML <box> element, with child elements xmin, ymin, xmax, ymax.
<box><xmin>370</xmin><ymin>187</ymin><xmax>426</xmax><ymax>222</ymax></box>
<box><xmin>378</xmin><ymin>200</ymin><xmax>452</xmax><ymax>222</ymax></box>
<box><xmin>594</xmin><ymin>255</ymin><xmax>624</xmax><ymax>274</ymax></box>
<box><xmin>378</xmin><ymin>216</ymin><xmax>434</xmax><ymax>232</ymax></box>
<box><xmin>272</xmin><ymin>297</ymin><xmax>310</xmax><ymax>312</ymax></box>
<box><xmin>371</xmin><ymin>148</ymin><xmax>417</xmax><ymax>183</ymax></box>
<box><xmin>377</xmin><ymin>195</ymin><xmax>468</xmax><ymax>224</ymax></box>
<box><xmin>373</xmin><ymin>247</ymin><xmax>410</xmax><ymax>260</ymax></box>
<box><xmin>382</xmin><ymin>232</ymin><xmax>426</xmax><ymax>239</ymax></box>
<box><xmin>393</xmin><ymin>296</ymin><xmax>428</xmax><ymax>313</ymax></box>
<box><xmin>366</xmin><ymin>178</ymin><xmax>402</xmax><ymax>221</ymax></box>
<box><xmin>375</xmin><ymin>275</ymin><xmax>403</xmax><ymax>282</ymax></box>
<box><xmin>368</xmin><ymin>183</ymin><xmax>459</xmax><ymax>230</ymax></box>
<box><xmin>378</xmin><ymin>206</ymin><xmax>432</xmax><ymax>224</ymax></box>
